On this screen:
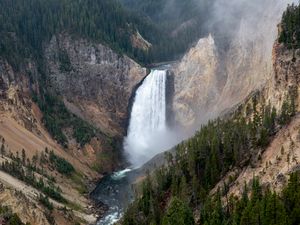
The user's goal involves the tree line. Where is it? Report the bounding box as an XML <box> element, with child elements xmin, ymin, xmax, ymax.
<box><xmin>0</xmin><ymin>0</ymin><xmax>214</xmax><ymax>67</ymax></box>
<box><xmin>279</xmin><ymin>3</ymin><xmax>300</xmax><ymax>49</ymax></box>
<box><xmin>201</xmin><ymin>173</ymin><xmax>300</xmax><ymax>225</ymax></box>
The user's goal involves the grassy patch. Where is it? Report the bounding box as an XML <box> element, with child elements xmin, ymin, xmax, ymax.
<box><xmin>70</xmin><ymin>172</ymin><xmax>88</xmax><ymax>195</ymax></box>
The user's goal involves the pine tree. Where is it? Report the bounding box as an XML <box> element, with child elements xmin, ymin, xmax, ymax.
<box><xmin>1</xmin><ymin>143</ymin><xmax>5</xmax><ymax>157</ymax></box>
<box><xmin>162</xmin><ymin>197</ymin><xmax>194</xmax><ymax>225</ymax></box>
<box><xmin>280</xmin><ymin>99</ymin><xmax>290</xmax><ymax>125</ymax></box>
<box><xmin>21</xmin><ymin>149</ymin><xmax>26</xmax><ymax>165</ymax></box>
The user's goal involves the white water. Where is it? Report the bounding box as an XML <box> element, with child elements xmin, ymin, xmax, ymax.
<box><xmin>95</xmin><ymin>168</ymin><xmax>133</xmax><ymax>225</ymax></box>
<box><xmin>95</xmin><ymin>70</ymin><xmax>176</xmax><ymax>225</ymax></box>
<box><xmin>124</xmin><ymin>69</ymin><xmax>176</xmax><ymax>167</ymax></box>
<box><xmin>111</xmin><ymin>168</ymin><xmax>132</xmax><ymax>180</ymax></box>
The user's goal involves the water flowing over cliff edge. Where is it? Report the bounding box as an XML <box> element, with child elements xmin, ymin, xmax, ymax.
<box><xmin>124</xmin><ymin>69</ymin><xmax>178</xmax><ymax>167</ymax></box>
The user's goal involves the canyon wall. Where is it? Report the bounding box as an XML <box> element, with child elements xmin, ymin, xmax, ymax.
<box><xmin>0</xmin><ymin>33</ymin><xmax>148</xmax><ymax>224</ymax></box>
<box><xmin>0</xmin><ymin>59</ymin><xmax>41</xmax><ymax>135</ymax></box>
<box><xmin>211</xmin><ymin>39</ymin><xmax>300</xmax><ymax>198</ymax></box>
<box><xmin>45</xmin><ymin>34</ymin><xmax>147</xmax><ymax>136</ymax></box>
<box><xmin>172</xmin><ymin>35</ymin><xmax>220</xmax><ymax>127</ymax></box>
<box><xmin>0</xmin><ymin>33</ymin><xmax>148</xmax><ymax>175</ymax></box>
<box><xmin>172</xmin><ymin>0</ymin><xmax>295</xmax><ymax>129</ymax></box>
<box><xmin>268</xmin><ymin>41</ymin><xmax>300</xmax><ymax>110</ymax></box>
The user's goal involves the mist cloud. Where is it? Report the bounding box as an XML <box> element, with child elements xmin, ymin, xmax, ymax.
<box><xmin>210</xmin><ymin>0</ymin><xmax>297</xmax><ymax>42</ymax></box>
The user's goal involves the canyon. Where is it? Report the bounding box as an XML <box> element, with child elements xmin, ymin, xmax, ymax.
<box><xmin>0</xmin><ymin>0</ymin><xmax>299</xmax><ymax>224</ymax></box>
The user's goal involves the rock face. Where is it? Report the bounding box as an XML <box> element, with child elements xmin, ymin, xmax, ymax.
<box><xmin>172</xmin><ymin>35</ymin><xmax>221</xmax><ymax>127</ymax></box>
<box><xmin>0</xmin><ymin>59</ymin><xmax>40</xmax><ymax>133</ymax></box>
<box><xmin>269</xmin><ymin>42</ymin><xmax>300</xmax><ymax>110</ymax></box>
<box><xmin>45</xmin><ymin>34</ymin><xmax>147</xmax><ymax>136</ymax></box>
<box><xmin>172</xmin><ymin>0</ymin><xmax>293</xmax><ymax>129</ymax></box>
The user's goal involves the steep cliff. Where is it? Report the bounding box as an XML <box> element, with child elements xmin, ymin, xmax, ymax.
<box><xmin>0</xmin><ymin>59</ymin><xmax>37</xmax><ymax>132</ymax></box>
<box><xmin>172</xmin><ymin>35</ymin><xmax>221</xmax><ymax>127</ymax></box>
<box><xmin>45</xmin><ymin>34</ymin><xmax>147</xmax><ymax>136</ymax></box>
<box><xmin>172</xmin><ymin>0</ymin><xmax>292</xmax><ymax>129</ymax></box>
<box><xmin>269</xmin><ymin>41</ymin><xmax>300</xmax><ymax>110</ymax></box>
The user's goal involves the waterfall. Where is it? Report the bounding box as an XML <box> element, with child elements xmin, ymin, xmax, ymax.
<box><xmin>124</xmin><ymin>69</ymin><xmax>171</xmax><ymax>167</ymax></box>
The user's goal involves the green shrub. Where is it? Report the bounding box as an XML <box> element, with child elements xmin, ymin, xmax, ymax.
<box><xmin>39</xmin><ymin>194</ymin><xmax>54</xmax><ymax>210</ymax></box>
<box><xmin>38</xmin><ymin>93</ymin><xmax>96</xmax><ymax>147</ymax></box>
<box><xmin>49</xmin><ymin>151</ymin><xmax>75</xmax><ymax>175</ymax></box>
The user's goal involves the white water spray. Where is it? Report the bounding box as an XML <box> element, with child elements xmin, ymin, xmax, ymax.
<box><xmin>124</xmin><ymin>69</ymin><xmax>175</xmax><ymax>167</ymax></box>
